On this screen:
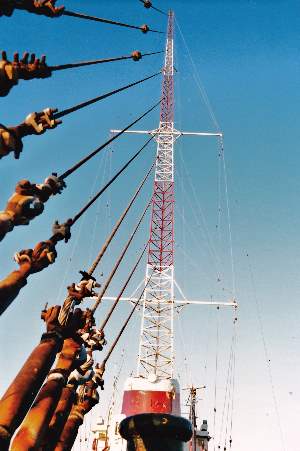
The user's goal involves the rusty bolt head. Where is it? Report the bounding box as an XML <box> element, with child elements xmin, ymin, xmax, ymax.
<box><xmin>131</xmin><ymin>51</ymin><xmax>142</xmax><ymax>61</ymax></box>
<box><xmin>140</xmin><ymin>24</ymin><xmax>149</xmax><ymax>33</ymax></box>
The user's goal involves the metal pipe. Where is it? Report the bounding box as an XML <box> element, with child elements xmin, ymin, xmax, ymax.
<box><xmin>41</xmin><ymin>386</ymin><xmax>76</xmax><ymax>451</ymax></box>
<box><xmin>0</xmin><ymin>331</ymin><xmax>63</xmax><ymax>450</ymax></box>
<box><xmin>11</xmin><ymin>338</ymin><xmax>81</xmax><ymax>450</ymax></box>
<box><xmin>54</xmin><ymin>381</ymin><xmax>98</xmax><ymax>451</ymax></box>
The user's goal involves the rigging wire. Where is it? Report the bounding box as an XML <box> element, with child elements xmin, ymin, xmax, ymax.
<box><xmin>87</xmin><ymin>154</ymin><xmax>155</xmax><ymax>277</ymax></box>
<box><xmin>175</xmin><ymin>157</ymin><xmax>223</xmax><ymax>283</ymax></box>
<box><xmin>98</xmin><ymin>240</ymin><xmax>148</xmax><ymax>330</ymax></box>
<box><xmin>68</xmin><ymin>139</ymin><xmax>154</xmax><ymax>227</ymax></box>
<box><xmin>217</xmin><ymin>321</ymin><xmax>236</xmax><ymax>449</ymax></box>
<box><xmin>175</xmin><ymin>309</ymin><xmax>193</xmax><ymax>387</ymax></box>
<box><xmin>91</xmin><ymin>198</ymin><xmax>151</xmax><ymax>314</ymax></box>
<box><xmin>175</xmin><ymin>17</ymin><xmax>220</xmax><ymax>132</ymax></box>
<box><xmin>104</xmin><ymin>350</ymin><xmax>126</xmax><ymax>449</ymax></box>
<box><xmin>106</xmin><ymin>140</ymin><xmax>113</xmax><ymax>263</ymax></box>
<box><xmin>49</xmin><ymin>50</ymin><xmax>164</xmax><ymax>72</ymax></box>
<box><xmin>247</xmin><ymin>253</ymin><xmax>287</xmax><ymax>451</ymax></box>
<box><xmin>175</xmin><ymin>206</ymin><xmax>224</xmax><ymax>285</ymax></box>
<box><xmin>219</xmin><ymin>136</ymin><xmax>236</xmax><ymax>298</ymax></box>
<box><xmin>174</xmin><ymin>29</ymin><xmax>236</xmax><ymax>298</ymax></box>
<box><xmin>86</xmin><ymin>145</ymin><xmax>111</xmax><ymax>267</ymax></box>
<box><xmin>139</xmin><ymin>0</ymin><xmax>168</xmax><ymax>16</ymax></box>
<box><xmin>54</xmin><ymin>139</ymin><xmax>154</xmax><ymax>302</ymax></box>
<box><xmin>55</xmin><ymin>150</ymin><xmax>109</xmax><ymax>303</ymax></box>
<box><xmin>59</xmin><ymin>99</ymin><xmax>161</xmax><ymax>180</ymax></box>
<box><xmin>213</xmin><ymin>307</ymin><xmax>220</xmax><ymax>451</ymax></box>
<box><xmin>101</xmin><ymin>270</ymin><xmax>155</xmax><ymax>366</ymax></box>
<box><xmin>63</xmin><ymin>10</ymin><xmax>163</xmax><ymax>34</ymax></box>
<box><xmin>226</xmin><ymin>318</ymin><xmax>237</xmax><ymax>449</ymax></box>
<box><xmin>54</xmin><ymin>71</ymin><xmax>161</xmax><ymax>120</ymax></box>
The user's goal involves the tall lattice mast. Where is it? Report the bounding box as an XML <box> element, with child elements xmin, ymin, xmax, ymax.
<box><xmin>137</xmin><ymin>11</ymin><xmax>175</xmax><ymax>379</ymax></box>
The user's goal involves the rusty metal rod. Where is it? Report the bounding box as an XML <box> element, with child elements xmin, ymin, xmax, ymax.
<box><xmin>87</xmin><ymin>156</ymin><xmax>155</xmax><ymax>276</ymax></box>
<box><xmin>59</xmin><ymin>99</ymin><xmax>160</xmax><ymax>180</ymax></box>
<box><xmin>63</xmin><ymin>10</ymin><xmax>163</xmax><ymax>33</ymax></box>
<box><xmin>54</xmin><ymin>71</ymin><xmax>161</xmax><ymax>120</ymax></box>
<box><xmin>49</xmin><ymin>50</ymin><xmax>163</xmax><ymax>71</ymax></box>
<box><xmin>91</xmin><ymin>199</ymin><xmax>151</xmax><ymax>313</ymax></box>
<box><xmin>98</xmin><ymin>241</ymin><xmax>148</xmax><ymax>331</ymax></box>
<box><xmin>102</xmin><ymin>271</ymin><xmax>154</xmax><ymax>365</ymax></box>
<box><xmin>70</xmin><ymin>139</ymin><xmax>154</xmax><ymax>227</ymax></box>
<box><xmin>139</xmin><ymin>0</ymin><xmax>168</xmax><ymax>15</ymax></box>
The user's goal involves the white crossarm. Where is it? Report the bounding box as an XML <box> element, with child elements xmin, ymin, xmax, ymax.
<box><xmin>100</xmin><ymin>296</ymin><xmax>237</xmax><ymax>307</ymax></box>
<box><xmin>110</xmin><ymin>129</ymin><xmax>223</xmax><ymax>137</ymax></box>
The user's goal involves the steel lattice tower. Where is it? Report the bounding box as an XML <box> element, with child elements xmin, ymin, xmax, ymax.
<box><xmin>137</xmin><ymin>11</ymin><xmax>175</xmax><ymax>379</ymax></box>
<box><xmin>111</xmin><ymin>10</ymin><xmax>225</xmax><ymax>382</ymax></box>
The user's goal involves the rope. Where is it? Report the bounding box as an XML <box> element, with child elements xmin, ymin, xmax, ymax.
<box><xmin>63</xmin><ymin>10</ymin><xmax>163</xmax><ymax>34</ymax></box>
<box><xmin>54</xmin><ymin>71</ymin><xmax>161</xmax><ymax>119</ymax></box>
<box><xmin>98</xmin><ymin>241</ymin><xmax>148</xmax><ymax>331</ymax></box>
<box><xmin>59</xmin><ymin>99</ymin><xmax>161</xmax><ymax>180</ymax></box>
<box><xmin>49</xmin><ymin>51</ymin><xmax>164</xmax><ymax>72</ymax></box>
<box><xmin>70</xmin><ymin>137</ymin><xmax>154</xmax><ymax>226</ymax></box>
<box><xmin>87</xmin><ymin>155</ymin><xmax>155</xmax><ymax>276</ymax></box>
<box><xmin>91</xmin><ymin>199</ymin><xmax>151</xmax><ymax>313</ymax></box>
<box><xmin>102</xmin><ymin>270</ymin><xmax>154</xmax><ymax>365</ymax></box>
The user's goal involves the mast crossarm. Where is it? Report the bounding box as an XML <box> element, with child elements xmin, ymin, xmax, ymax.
<box><xmin>110</xmin><ymin>129</ymin><xmax>223</xmax><ymax>137</ymax></box>
<box><xmin>100</xmin><ymin>296</ymin><xmax>237</xmax><ymax>307</ymax></box>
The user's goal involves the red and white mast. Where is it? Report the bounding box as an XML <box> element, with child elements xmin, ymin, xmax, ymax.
<box><xmin>109</xmin><ymin>9</ymin><xmax>225</xmax><ymax>429</ymax></box>
<box><xmin>137</xmin><ymin>10</ymin><xmax>175</xmax><ymax>380</ymax></box>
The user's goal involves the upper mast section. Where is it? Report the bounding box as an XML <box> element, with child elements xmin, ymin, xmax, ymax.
<box><xmin>160</xmin><ymin>10</ymin><xmax>174</xmax><ymax>125</ymax></box>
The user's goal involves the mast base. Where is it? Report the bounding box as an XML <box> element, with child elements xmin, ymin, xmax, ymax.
<box><xmin>119</xmin><ymin>413</ymin><xmax>192</xmax><ymax>451</ymax></box>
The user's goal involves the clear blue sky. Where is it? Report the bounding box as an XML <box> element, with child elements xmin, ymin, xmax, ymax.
<box><xmin>1</xmin><ymin>1</ymin><xmax>300</xmax><ymax>450</ymax></box>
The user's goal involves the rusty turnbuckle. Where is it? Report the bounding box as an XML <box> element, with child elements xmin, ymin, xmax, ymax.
<box><xmin>0</xmin><ymin>108</ymin><xmax>60</xmax><ymax>159</ymax></box>
<box><xmin>0</xmin><ymin>0</ymin><xmax>64</xmax><ymax>17</ymax></box>
<box><xmin>0</xmin><ymin>175</ymin><xmax>66</xmax><ymax>242</ymax></box>
<box><xmin>0</xmin><ymin>219</ymin><xmax>72</xmax><ymax>316</ymax></box>
<box><xmin>0</xmin><ymin>51</ymin><xmax>51</xmax><ymax>96</ymax></box>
